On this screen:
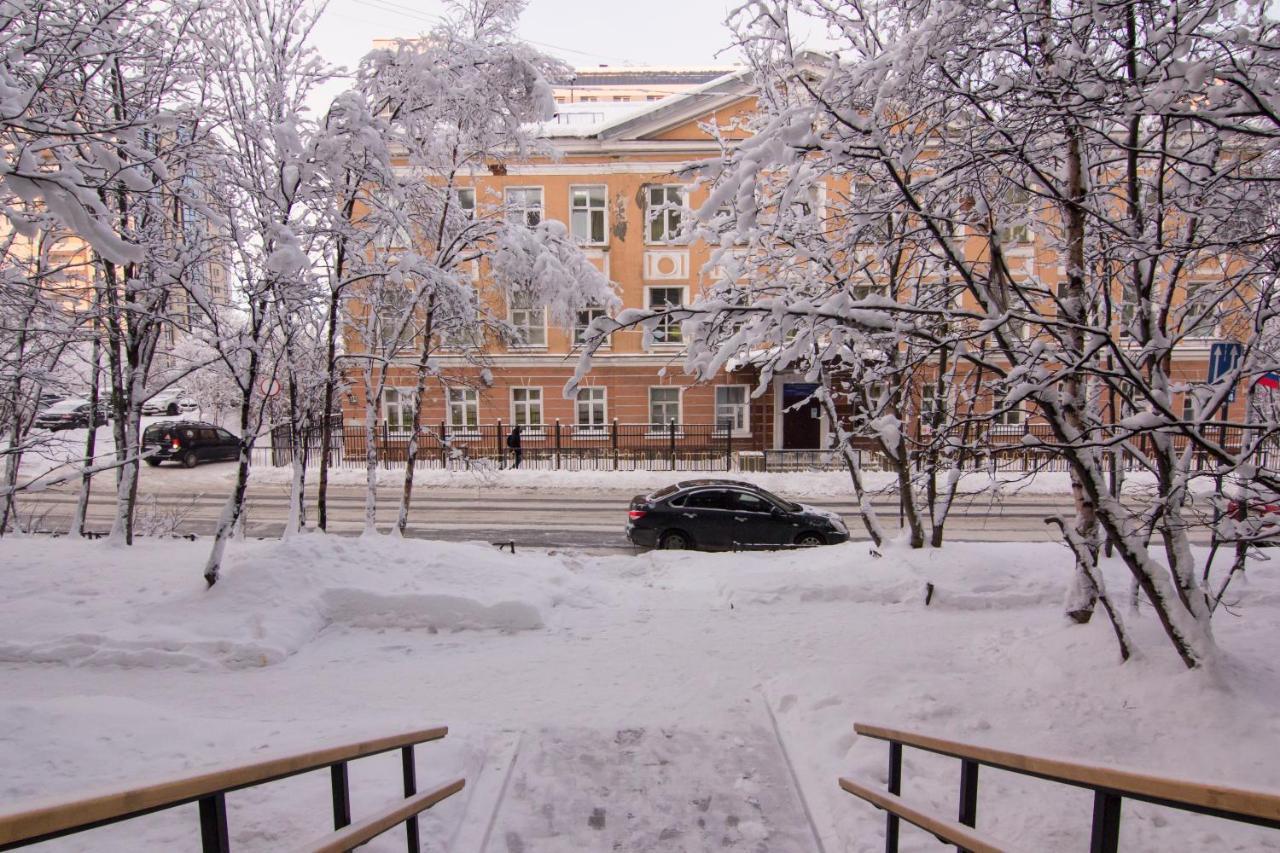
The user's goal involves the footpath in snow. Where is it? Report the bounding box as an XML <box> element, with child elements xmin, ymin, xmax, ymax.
<box><xmin>0</xmin><ymin>533</ymin><xmax>1277</xmax><ymax>851</ymax></box>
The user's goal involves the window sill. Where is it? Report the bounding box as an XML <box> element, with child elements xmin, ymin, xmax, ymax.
<box><xmin>572</xmin><ymin>429</ymin><xmax>609</xmax><ymax>439</ymax></box>
<box><xmin>508</xmin><ymin>344</ymin><xmax>548</xmax><ymax>351</ymax></box>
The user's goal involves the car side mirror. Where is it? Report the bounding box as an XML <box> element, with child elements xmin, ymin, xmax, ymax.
<box><xmin>771</xmin><ymin>507</ymin><xmax>784</xmax><ymax>518</ymax></box>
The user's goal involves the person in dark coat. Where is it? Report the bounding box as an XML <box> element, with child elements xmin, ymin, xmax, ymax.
<box><xmin>505</xmin><ymin>424</ymin><xmax>523</xmax><ymax>469</ymax></box>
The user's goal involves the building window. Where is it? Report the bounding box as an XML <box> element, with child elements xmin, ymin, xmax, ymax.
<box><xmin>376</xmin><ymin>286</ymin><xmax>416</xmax><ymax>348</ymax></box>
<box><xmin>456</xmin><ymin>187</ymin><xmax>475</xmax><ymax>217</ymax></box>
<box><xmin>570</xmin><ymin>185</ymin><xmax>607</xmax><ymax>244</ymax></box>
<box><xmin>447</xmin><ymin>388</ymin><xmax>478</xmax><ymax>431</ymax></box>
<box><xmin>715</xmin><ymin>385</ymin><xmax>749</xmax><ymax>435</ymax></box>
<box><xmin>993</xmin><ymin>400</ymin><xmax>1023</xmax><ymax>429</ymax></box>
<box><xmin>511</xmin><ymin>387</ymin><xmax>543</xmax><ymax>430</ymax></box>
<box><xmin>920</xmin><ymin>385</ymin><xmax>938</xmax><ymax>426</ymax></box>
<box><xmin>997</xmin><ymin>187</ymin><xmax>1032</xmax><ymax>244</ymax></box>
<box><xmin>1183</xmin><ymin>281</ymin><xmax>1218</xmax><ymax>338</ymax></box>
<box><xmin>649</xmin><ymin>387</ymin><xmax>681</xmax><ymax>430</ymax></box>
<box><xmin>506</xmin><ymin>187</ymin><xmax>542</xmax><ymax>227</ymax></box>
<box><xmin>576</xmin><ymin>387</ymin><xmax>607</xmax><ymax>431</ymax></box>
<box><xmin>647</xmin><ymin>286</ymin><xmax>684</xmax><ymax>345</ymax></box>
<box><xmin>647</xmin><ymin>185</ymin><xmax>684</xmax><ymax>243</ymax></box>
<box><xmin>383</xmin><ymin>388</ymin><xmax>414</xmax><ymax>432</ymax></box>
<box><xmin>510</xmin><ymin>292</ymin><xmax>546</xmax><ymax>347</ymax></box>
<box><xmin>574</xmin><ymin>306</ymin><xmax>609</xmax><ymax>346</ymax></box>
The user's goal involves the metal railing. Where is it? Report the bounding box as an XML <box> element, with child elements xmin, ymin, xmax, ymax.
<box><xmin>841</xmin><ymin>721</ymin><xmax>1280</xmax><ymax>852</ymax></box>
<box><xmin>0</xmin><ymin>726</ymin><xmax>462</xmax><ymax>853</ymax></box>
<box><xmin>267</xmin><ymin>420</ymin><xmax>736</xmax><ymax>471</ymax></box>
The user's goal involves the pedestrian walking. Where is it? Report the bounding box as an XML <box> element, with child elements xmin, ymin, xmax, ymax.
<box><xmin>505</xmin><ymin>424</ymin><xmax>523</xmax><ymax>469</ymax></box>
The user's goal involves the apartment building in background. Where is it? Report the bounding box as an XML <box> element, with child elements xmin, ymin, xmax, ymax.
<box><xmin>347</xmin><ymin>62</ymin><xmax>1254</xmax><ymax>460</ymax></box>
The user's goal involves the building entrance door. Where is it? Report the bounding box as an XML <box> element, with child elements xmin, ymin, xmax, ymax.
<box><xmin>781</xmin><ymin>383</ymin><xmax>821</xmax><ymax>449</ymax></box>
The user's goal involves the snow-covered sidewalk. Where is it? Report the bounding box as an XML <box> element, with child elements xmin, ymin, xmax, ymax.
<box><xmin>0</xmin><ymin>534</ymin><xmax>1276</xmax><ymax>851</ymax></box>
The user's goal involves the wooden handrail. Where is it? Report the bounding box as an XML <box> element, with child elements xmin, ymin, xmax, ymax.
<box><xmin>855</xmin><ymin>722</ymin><xmax>1280</xmax><ymax>825</ymax></box>
<box><xmin>0</xmin><ymin>726</ymin><xmax>448</xmax><ymax>849</ymax></box>
<box><xmin>838</xmin><ymin>777</ymin><xmax>1008</xmax><ymax>853</ymax></box>
<box><xmin>296</xmin><ymin>778</ymin><xmax>465</xmax><ymax>853</ymax></box>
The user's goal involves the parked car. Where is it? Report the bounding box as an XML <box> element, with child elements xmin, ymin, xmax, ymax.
<box><xmin>142</xmin><ymin>421</ymin><xmax>240</xmax><ymax>468</ymax></box>
<box><xmin>142</xmin><ymin>388</ymin><xmax>198</xmax><ymax>416</ymax></box>
<box><xmin>627</xmin><ymin>479</ymin><xmax>849</xmax><ymax>551</ymax></box>
<box><xmin>33</xmin><ymin>399</ymin><xmax>109</xmax><ymax>431</ymax></box>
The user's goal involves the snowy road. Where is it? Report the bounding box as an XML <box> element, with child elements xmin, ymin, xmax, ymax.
<box><xmin>12</xmin><ymin>481</ymin><xmax>1176</xmax><ymax>546</ymax></box>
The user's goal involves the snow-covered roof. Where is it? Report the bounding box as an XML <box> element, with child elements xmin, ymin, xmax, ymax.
<box><xmin>535</xmin><ymin>68</ymin><xmax>753</xmax><ymax>141</ymax></box>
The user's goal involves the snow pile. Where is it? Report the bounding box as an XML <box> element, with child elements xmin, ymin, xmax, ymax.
<box><xmin>0</xmin><ymin>535</ymin><xmax>603</xmax><ymax>670</ymax></box>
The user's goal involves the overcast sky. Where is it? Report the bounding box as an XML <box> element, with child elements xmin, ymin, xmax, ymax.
<box><xmin>311</xmin><ymin>0</ymin><xmax>745</xmax><ymax>89</ymax></box>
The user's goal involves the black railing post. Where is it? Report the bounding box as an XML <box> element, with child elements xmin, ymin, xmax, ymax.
<box><xmin>886</xmin><ymin>741</ymin><xmax>902</xmax><ymax>853</ymax></box>
<box><xmin>402</xmin><ymin>745</ymin><xmax>420</xmax><ymax>852</ymax></box>
<box><xmin>331</xmin><ymin>761</ymin><xmax>352</xmax><ymax>830</ymax></box>
<box><xmin>725</xmin><ymin>424</ymin><xmax>733</xmax><ymax>472</ymax></box>
<box><xmin>957</xmin><ymin>758</ymin><xmax>979</xmax><ymax>849</ymax></box>
<box><xmin>669</xmin><ymin>419</ymin><xmax>677</xmax><ymax>470</ymax></box>
<box><xmin>611</xmin><ymin>419</ymin><xmax>619</xmax><ymax>470</ymax></box>
<box><xmin>440</xmin><ymin>421</ymin><xmax>448</xmax><ymax>468</ymax></box>
<box><xmin>198</xmin><ymin>793</ymin><xmax>230</xmax><ymax>853</ymax></box>
<box><xmin>555</xmin><ymin>419</ymin><xmax>562</xmax><ymax>470</ymax></box>
<box><xmin>382</xmin><ymin>422</ymin><xmax>390</xmax><ymax>470</ymax></box>
<box><xmin>496</xmin><ymin>419</ymin><xmax>503</xmax><ymax>466</ymax></box>
<box><xmin>1089</xmin><ymin>791</ymin><xmax>1122</xmax><ymax>853</ymax></box>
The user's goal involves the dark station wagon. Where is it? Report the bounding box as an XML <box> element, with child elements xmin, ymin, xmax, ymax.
<box><xmin>627</xmin><ymin>479</ymin><xmax>850</xmax><ymax>551</ymax></box>
<box><xmin>142</xmin><ymin>421</ymin><xmax>240</xmax><ymax>468</ymax></box>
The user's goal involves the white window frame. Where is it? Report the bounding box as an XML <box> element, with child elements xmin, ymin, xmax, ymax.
<box><xmin>574</xmin><ymin>306</ymin><xmax>610</xmax><ymax>348</ymax></box>
<box><xmin>1182</xmin><ymin>280</ymin><xmax>1219</xmax><ymax>339</ymax></box>
<box><xmin>446</xmin><ymin>387</ymin><xmax>479</xmax><ymax>433</ymax></box>
<box><xmin>645</xmin><ymin>286</ymin><xmax>686</xmax><ymax>347</ymax></box>
<box><xmin>570</xmin><ymin>185</ymin><xmax>608</xmax><ymax>245</ymax></box>
<box><xmin>382</xmin><ymin>388</ymin><xmax>414</xmax><ymax>432</ymax></box>
<box><xmin>509</xmin><ymin>292</ymin><xmax>547</xmax><ymax>348</ymax></box>
<box><xmin>715</xmin><ymin>385</ymin><xmax>750</xmax><ymax>436</ymax></box>
<box><xmin>992</xmin><ymin>400</ymin><xmax>1024</xmax><ymax>432</ymax></box>
<box><xmin>455</xmin><ymin>187</ymin><xmax>476</xmax><ymax>218</ymax></box>
<box><xmin>648</xmin><ymin>386</ymin><xmax>682</xmax><ymax>433</ymax></box>
<box><xmin>506</xmin><ymin>186</ymin><xmax>543</xmax><ymax>228</ymax></box>
<box><xmin>646</xmin><ymin>185</ymin><xmax>685</xmax><ymax>244</ymax></box>
<box><xmin>920</xmin><ymin>384</ymin><xmax>939</xmax><ymax>427</ymax></box>
<box><xmin>575</xmin><ymin>387</ymin><xmax>608</xmax><ymax>434</ymax></box>
<box><xmin>510</xmin><ymin>387</ymin><xmax>543</xmax><ymax>432</ymax></box>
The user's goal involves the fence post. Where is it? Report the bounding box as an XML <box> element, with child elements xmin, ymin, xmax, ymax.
<box><xmin>669</xmin><ymin>419</ymin><xmax>677</xmax><ymax>471</ymax></box>
<box><xmin>382</xmin><ymin>422</ymin><xmax>389</xmax><ymax>470</ymax></box>
<box><xmin>496</xmin><ymin>419</ymin><xmax>503</xmax><ymax>467</ymax></box>
<box><xmin>612</xmin><ymin>419</ymin><xmax>619</xmax><ymax>471</ymax></box>
<box><xmin>555</xmin><ymin>419</ymin><xmax>562</xmax><ymax>470</ymax></box>
<box><xmin>441</xmin><ymin>420</ymin><xmax>448</xmax><ymax>469</ymax></box>
<box><xmin>725</xmin><ymin>423</ymin><xmax>733</xmax><ymax>472</ymax></box>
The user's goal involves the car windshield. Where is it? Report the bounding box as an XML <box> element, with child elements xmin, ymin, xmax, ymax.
<box><xmin>752</xmin><ymin>486</ymin><xmax>801</xmax><ymax>512</ymax></box>
<box><xmin>43</xmin><ymin>400</ymin><xmax>87</xmax><ymax>414</ymax></box>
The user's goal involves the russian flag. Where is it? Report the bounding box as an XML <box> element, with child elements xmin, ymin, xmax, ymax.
<box><xmin>1258</xmin><ymin>371</ymin><xmax>1280</xmax><ymax>390</ymax></box>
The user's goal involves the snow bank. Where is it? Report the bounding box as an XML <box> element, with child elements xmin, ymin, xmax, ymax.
<box><xmin>0</xmin><ymin>535</ymin><xmax>603</xmax><ymax>670</ymax></box>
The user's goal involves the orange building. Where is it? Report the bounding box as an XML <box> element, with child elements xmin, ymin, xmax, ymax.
<box><xmin>344</xmin><ymin>64</ymin><xmax>1254</xmax><ymax>465</ymax></box>
<box><xmin>346</xmin><ymin>67</ymin><xmax>836</xmax><ymax>457</ymax></box>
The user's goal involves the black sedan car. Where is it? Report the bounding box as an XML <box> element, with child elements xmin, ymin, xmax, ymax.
<box><xmin>627</xmin><ymin>479</ymin><xmax>850</xmax><ymax>551</ymax></box>
<box><xmin>142</xmin><ymin>421</ymin><xmax>240</xmax><ymax>468</ymax></box>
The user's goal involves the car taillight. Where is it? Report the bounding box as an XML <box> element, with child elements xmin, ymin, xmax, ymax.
<box><xmin>171</xmin><ymin>439</ymin><xmax>180</xmax><ymax>450</ymax></box>
<box><xmin>628</xmin><ymin>509</ymin><xmax>647</xmax><ymax>521</ymax></box>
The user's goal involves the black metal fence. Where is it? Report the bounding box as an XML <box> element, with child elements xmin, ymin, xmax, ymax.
<box><xmin>260</xmin><ymin>419</ymin><xmax>1280</xmax><ymax>474</ymax></box>
<box><xmin>266</xmin><ymin>420</ymin><xmax>737</xmax><ymax>472</ymax></box>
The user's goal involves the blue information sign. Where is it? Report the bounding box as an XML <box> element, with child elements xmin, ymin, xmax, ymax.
<box><xmin>1209</xmin><ymin>342</ymin><xmax>1243</xmax><ymax>402</ymax></box>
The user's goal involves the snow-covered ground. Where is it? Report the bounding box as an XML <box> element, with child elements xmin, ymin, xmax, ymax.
<box><xmin>1</xmin><ymin>533</ymin><xmax>1276</xmax><ymax>851</ymax></box>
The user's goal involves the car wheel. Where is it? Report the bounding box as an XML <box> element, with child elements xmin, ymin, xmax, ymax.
<box><xmin>145</xmin><ymin>458</ymin><xmax>162</xmax><ymax>467</ymax></box>
<box><xmin>182</xmin><ymin>450</ymin><xmax>199</xmax><ymax>469</ymax></box>
<box><xmin>659</xmin><ymin>530</ymin><xmax>692</xmax><ymax>550</ymax></box>
<box><xmin>795</xmin><ymin>532</ymin><xmax>826</xmax><ymax>547</ymax></box>
<box><xmin>167</xmin><ymin>403</ymin><xmax>178</xmax><ymax>416</ymax></box>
